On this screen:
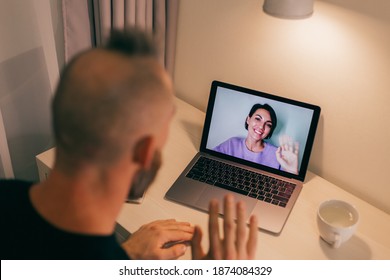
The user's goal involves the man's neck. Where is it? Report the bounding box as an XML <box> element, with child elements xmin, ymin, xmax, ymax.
<box><xmin>29</xmin><ymin>166</ymin><xmax>131</xmax><ymax>236</ymax></box>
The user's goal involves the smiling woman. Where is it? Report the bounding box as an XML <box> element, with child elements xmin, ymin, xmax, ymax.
<box><xmin>213</xmin><ymin>103</ymin><xmax>299</xmax><ymax>175</ymax></box>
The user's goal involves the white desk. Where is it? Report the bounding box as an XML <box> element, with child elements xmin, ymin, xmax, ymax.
<box><xmin>36</xmin><ymin>97</ymin><xmax>390</xmax><ymax>259</ymax></box>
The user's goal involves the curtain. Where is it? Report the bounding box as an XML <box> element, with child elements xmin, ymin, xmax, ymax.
<box><xmin>62</xmin><ymin>0</ymin><xmax>179</xmax><ymax>78</ymax></box>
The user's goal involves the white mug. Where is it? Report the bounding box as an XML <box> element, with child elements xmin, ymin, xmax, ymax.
<box><xmin>317</xmin><ymin>199</ymin><xmax>359</xmax><ymax>248</ymax></box>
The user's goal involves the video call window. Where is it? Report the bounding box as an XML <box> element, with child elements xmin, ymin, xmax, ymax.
<box><xmin>205</xmin><ymin>86</ymin><xmax>315</xmax><ymax>174</ymax></box>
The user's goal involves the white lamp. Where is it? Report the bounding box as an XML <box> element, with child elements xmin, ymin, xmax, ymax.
<box><xmin>263</xmin><ymin>0</ymin><xmax>314</xmax><ymax>19</ymax></box>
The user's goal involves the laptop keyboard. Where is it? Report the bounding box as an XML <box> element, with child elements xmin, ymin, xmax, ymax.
<box><xmin>185</xmin><ymin>156</ymin><xmax>296</xmax><ymax>208</ymax></box>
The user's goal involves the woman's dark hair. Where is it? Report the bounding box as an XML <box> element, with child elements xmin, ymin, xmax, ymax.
<box><xmin>245</xmin><ymin>103</ymin><xmax>277</xmax><ymax>139</ymax></box>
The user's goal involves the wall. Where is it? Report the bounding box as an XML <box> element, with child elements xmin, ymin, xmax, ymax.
<box><xmin>0</xmin><ymin>0</ymin><xmax>59</xmax><ymax>180</ymax></box>
<box><xmin>174</xmin><ymin>0</ymin><xmax>390</xmax><ymax>214</ymax></box>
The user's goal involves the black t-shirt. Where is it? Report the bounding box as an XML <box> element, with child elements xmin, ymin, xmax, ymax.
<box><xmin>0</xmin><ymin>179</ymin><xmax>129</xmax><ymax>260</ymax></box>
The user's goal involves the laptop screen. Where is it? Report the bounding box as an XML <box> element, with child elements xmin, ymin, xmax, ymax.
<box><xmin>200</xmin><ymin>81</ymin><xmax>321</xmax><ymax>181</ymax></box>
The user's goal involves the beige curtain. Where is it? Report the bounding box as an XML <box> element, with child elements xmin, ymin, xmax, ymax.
<box><xmin>62</xmin><ymin>0</ymin><xmax>179</xmax><ymax>78</ymax></box>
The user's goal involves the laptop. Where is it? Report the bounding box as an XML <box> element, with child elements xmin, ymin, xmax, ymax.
<box><xmin>165</xmin><ymin>80</ymin><xmax>321</xmax><ymax>234</ymax></box>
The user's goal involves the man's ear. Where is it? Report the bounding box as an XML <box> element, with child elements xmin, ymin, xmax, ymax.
<box><xmin>132</xmin><ymin>136</ymin><xmax>155</xmax><ymax>169</ymax></box>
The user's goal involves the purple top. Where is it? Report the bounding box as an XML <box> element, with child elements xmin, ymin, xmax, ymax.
<box><xmin>213</xmin><ymin>137</ymin><xmax>280</xmax><ymax>169</ymax></box>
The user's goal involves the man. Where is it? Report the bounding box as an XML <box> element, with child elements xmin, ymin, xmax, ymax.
<box><xmin>0</xmin><ymin>29</ymin><xmax>257</xmax><ymax>260</ymax></box>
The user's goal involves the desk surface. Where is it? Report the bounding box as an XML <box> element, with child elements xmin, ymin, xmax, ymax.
<box><xmin>37</xmin><ymin>97</ymin><xmax>390</xmax><ymax>259</ymax></box>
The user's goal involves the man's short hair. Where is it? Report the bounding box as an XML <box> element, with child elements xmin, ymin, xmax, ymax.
<box><xmin>52</xmin><ymin>29</ymin><xmax>164</xmax><ymax>170</ymax></box>
<box><xmin>105</xmin><ymin>29</ymin><xmax>157</xmax><ymax>56</ymax></box>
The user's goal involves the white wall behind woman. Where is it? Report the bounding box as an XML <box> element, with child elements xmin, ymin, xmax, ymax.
<box><xmin>174</xmin><ymin>0</ymin><xmax>390</xmax><ymax>214</ymax></box>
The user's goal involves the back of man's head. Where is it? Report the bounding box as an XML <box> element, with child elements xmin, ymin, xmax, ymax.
<box><xmin>52</xmin><ymin>29</ymin><xmax>173</xmax><ymax>173</ymax></box>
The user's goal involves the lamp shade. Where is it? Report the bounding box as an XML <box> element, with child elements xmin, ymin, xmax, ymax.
<box><xmin>263</xmin><ymin>0</ymin><xmax>314</xmax><ymax>19</ymax></box>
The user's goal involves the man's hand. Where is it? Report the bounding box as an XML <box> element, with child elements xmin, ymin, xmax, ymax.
<box><xmin>122</xmin><ymin>219</ymin><xmax>194</xmax><ymax>259</ymax></box>
<box><xmin>191</xmin><ymin>195</ymin><xmax>258</xmax><ymax>259</ymax></box>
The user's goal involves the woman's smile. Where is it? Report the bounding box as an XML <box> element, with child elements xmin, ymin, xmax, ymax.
<box><xmin>247</xmin><ymin>108</ymin><xmax>272</xmax><ymax>141</ymax></box>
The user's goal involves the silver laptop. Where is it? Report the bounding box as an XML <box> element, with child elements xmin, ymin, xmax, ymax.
<box><xmin>165</xmin><ymin>81</ymin><xmax>320</xmax><ymax>234</ymax></box>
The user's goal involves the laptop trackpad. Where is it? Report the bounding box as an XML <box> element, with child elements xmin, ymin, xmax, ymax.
<box><xmin>195</xmin><ymin>186</ymin><xmax>257</xmax><ymax>220</ymax></box>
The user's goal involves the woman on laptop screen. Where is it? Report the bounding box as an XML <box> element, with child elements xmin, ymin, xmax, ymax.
<box><xmin>213</xmin><ymin>103</ymin><xmax>299</xmax><ymax>175</ymax></box>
